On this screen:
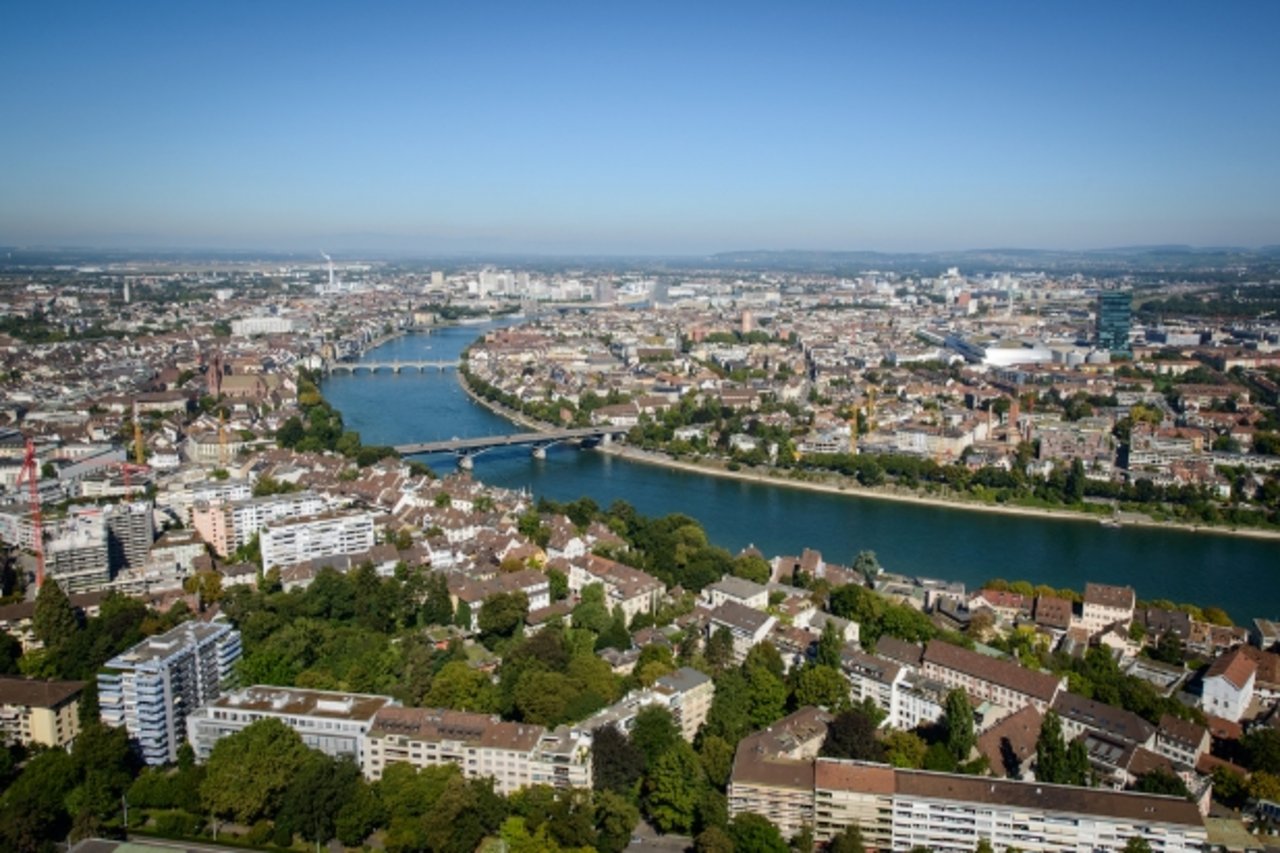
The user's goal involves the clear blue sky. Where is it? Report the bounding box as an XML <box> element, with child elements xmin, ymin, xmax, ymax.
<box><xmin>2</xmin><ymin>1</ymin><xmax>1277</xmax><ymax>255</ymax></box>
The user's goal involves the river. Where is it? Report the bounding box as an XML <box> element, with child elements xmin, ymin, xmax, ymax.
<box><xmin>322</xmin><ymin>324</ymin><xmax>1280</xmax><ymax>623</ymax></box>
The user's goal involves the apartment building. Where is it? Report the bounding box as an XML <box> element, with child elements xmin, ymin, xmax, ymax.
<box><xmin>1080</xmin><ymin>582</ymin><xmax>1137</xmax><ymax>635</ymax></box>
<box><xmin>735</xmin><ymin>751</ymin><xmax>1206</xmax><ymax>852</ymax></box>
<box><xmin>921</xmin><ymin>640</ymin><xmax>1064</xmax><ymax>713</ymax></box>
<box><xmin>362</xmin><ymin>706</ymin><xmax>591</xmax><ymax>794</ymax></box>
<box><xmin>566</xmin><ymin>554</ymin><xmax>665</xmax><ymax>624</ymax></box>
<box><xmin>580</xmin><ymin>667</ymin><xmax>715</xmax><ymax>743</ymax></box>
<box><xmin>104</xmin><ymin>500</ymin><xmax>154</xmax><ymax>572</ymax></box>
<box><xmin>46</xmin><ymin>508</ymin><xmax>110</xmax><ymax>592</ymax></box>
<box><xmin>0</xmin><ymin>676</ymin><xmax>86</xmax><ymax>749</ymax></box>
<box><xmin>707</xmin><ymin>600</ymin><xmax>778</xmax><ymax>665</ymax></box>
<box><xmin>192</xmin><ymin>491</ymin><xmax>326</xmax><ymax>556</ymax></box>
<box><xmin>259</xmin><ymin>509</ymin><xmax>375</xmax><ymax>570</ymax></box>
<box><xmin>98</xmin><ymin>620</ymin><xmax>242</xmax><ymax>764</ymax></box>
<box><xmin>187</xmin><ymin>686</ymin><xmax>395</xmax><ymax>764</ymax></box>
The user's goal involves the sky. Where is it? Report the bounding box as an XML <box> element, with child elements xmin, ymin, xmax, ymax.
<box><xmin>1</xmin><ymin>1</ymin><xmax>1278</xmax><ymax>255</ymax></box>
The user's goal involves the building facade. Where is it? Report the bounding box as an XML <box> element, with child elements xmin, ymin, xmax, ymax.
<box><xmin>0</xmin><ymin>676</ymin><xmax>85</xmax><ymax>749</ymax></box>
<box><xmin>98</xmin><ymin>620</ymin><xmax>242</xmax><ymax>764</ymax></box>
<box><xmin>187</xmin><ymin>686</ymin><xmax>395</xmax><ymax>764</ymax></box>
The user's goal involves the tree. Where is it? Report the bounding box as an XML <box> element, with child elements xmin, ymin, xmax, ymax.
<box><xmin>793</xmin><ymin>664</ymin><xmax>850</xmax><ymax>710</ymax></box>
<box><xmin>594</xmin><ymin>789</ymin><xmax>640</xmax><ymax>853</ymax></box>
<box><xmin>744</xmin><ymin>658</ymin><xmax>788</xmax><ymax>728</ymax></box>
<box><xmin>1035</xmin><ymin>710</ymin><xmax>1067</xmax><ymax>784</ymax></box>
<box><xmin>828</xmin><ymin>824</ymin><xmax>866</xmax><ymax>853</ymax></box>
<box><xmin>882</xmin><ymin>729</ymin><xmax>928</xmax><ymax>769</ymax></box>
<box><xmin>1122</xmin><ymin>838</ymin><xmax>1153</xmax><ymax>853</ymax></box>
<box><xmin>821</xmin><ymin>707</ymin><xmax>886</xmax><ymax>762</ymax></box>
<box><xmin>33</xmin><ymin>578</ymin><xmax>78</xmax><ymax>648</ymax></box>
<box><xmin>595</xmin><ymin>607</ymin><xmax>631</xmax><ymax>652</ymax></box>
<box><xmin>631</xmin><ymin>706</ymin><xmax>680</xmax><ymax>766</ymax></box>
<box><xmin>944</xmin><ymin>688</ymin><xmax>976</xmax><ymax>762</ymax></box>
<box><xmin>1243</xmin><ymin>727</ymin><xmax>1280</xmax><ymax>774</ymax></box>
<box><xmin>815</xmin><ymin>620</ymin><xmax>844</xmax><ymax>668</ymax></box>
<box><xmin>200</xmin><ymin>718</ymin><xmax>310</xmax><ymax>825</ymax></box>
<box><xmin>727</xmin><ymin>813</ymin><xmax>788</xmax><ymax>853</ymax></box>
<box><xmin>731</xmin><ymin>553</ymin><xmax>771</xmax><ymax>584</ymax></box>
<box><xmin>644</xmin><ymin>741</ymin><xmax>705</xmax><ymax>833</ymax></box>
<box><xmin>705</xmin><ymin>626</ymin><xmax>735</xmax><ymax>670</ymax></box>
<box><xmin>426</xmin><ymin>660</ymin><xmax>496</xmax><ymax>711</ymax></box>
<box><xmin>1133</xmin><ymin>767</ymin><xmax>1189</xmax><ymax>798</ymax></box>
<box><xmin>695</xmin><ymin>826</ymin><xmax>735</xmax><ymax>853</ymax></box>
<box><xmin>454</xmin><ymin>599</ymin><xmax>473</xmax><ymax>630</ymax></box>
<box><xmin>421</xmin><ymin>572</ymin><xmax>454</xmax><ymax>626</ymax></box>
<box><xmin>853</xmin><ymin>550</ymin><xmax>881</xmax><ymax>582</ymax></box>
<box><xmin>478</xmin><ymin>590</ymin><xmax>528</xmax><ymax>644</ymax></box>
<box><xmin>697</xmin><ymin>734</ymin><xmax>735</xmax><ymax>789</ymax></box>
<box><xmin>548</xmin><ymin>568</ymin><xmax>569</xmax><ymax>602</ymax></box>
<box><xmin>277</xmin><ymin>753</ymin><xmax>360</xmax><ymax>847</ymax></box>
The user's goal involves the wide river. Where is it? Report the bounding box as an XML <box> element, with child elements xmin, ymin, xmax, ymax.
<box><xmin>323</xmin><ymin>324</ymin><xmax>1280</xmax><ymax>623</ymax></box>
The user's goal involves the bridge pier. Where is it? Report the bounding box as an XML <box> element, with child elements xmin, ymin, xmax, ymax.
<box><xmin>457</xmin><ymin>454</ymin><xmax>474</xmax><ymax>471</ymax></box>
<box><xmin>532</xmin><ymin>446</ymin><xmax>547</xmax><ymax>460</ymax></box>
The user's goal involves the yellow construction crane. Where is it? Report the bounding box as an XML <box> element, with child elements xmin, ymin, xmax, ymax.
<box><xmin>132</xmin><ymin>401</ymin><xmax>146</xmax><ymax>464</ymax></box>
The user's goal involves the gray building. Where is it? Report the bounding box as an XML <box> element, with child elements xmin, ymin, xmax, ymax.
<box><xmin>98</xmin><ymin>620</ymin><xmax>242</xmax><ymax>765</ymax></box>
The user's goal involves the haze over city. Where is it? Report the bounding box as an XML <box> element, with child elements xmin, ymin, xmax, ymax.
<box><xmin>2</xmin><ymin>1</ymin><xmax>1278</xmax><ymax>255</ymax></box>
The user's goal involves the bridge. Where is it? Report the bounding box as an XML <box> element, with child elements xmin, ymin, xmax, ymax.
<box><xmin>326</xmin><ymin>360</ymin><xmax>460</xmax><ymax>375</ymax></box>
<box><xmin>394</xmin><ymin>426</ymin><xmax>624</xmax><ymax>467</ymax></box>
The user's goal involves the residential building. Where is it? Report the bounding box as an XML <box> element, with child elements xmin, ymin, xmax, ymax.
<box><xmin>703</xmin><ymin>576</ymin><xmax>769</xmax><ymax>611</ymax></box>
<box><xmin>98</xmin><ymin>620</ymin><xmax>242</xmax><ymax>765</ymax></box>
<box><xmin>0</xmin><ymin>676</ymin><xmax>86</xmax><ymax>749</ymax></box>
<box><xmin>1201</xmin><ymin>647</ymin><xmax>1255</xmax><ymax>722</ymax></box>
<box><xmin>707</xmin><ymin>600</ymin><xmax>778</xmax><ymax>665</ymax></box>
<box><xmin>652</xmin><ymin>667</ymin><xmax>715</xmax><ymax>741</ymax></box>
<box><xmin>362</xmin><ymin>707</ymin><xmax>591</xmax><ymax>794</ymax></box>
<box><xmin>192</xmin><ymin>491</ymin><xmax>326</xmax><ymax>556</ymax></box>
<box><xmin>187</xmin><ymin>686</ymin><xmax>395</xmax><ymax>764</ymax></box>
<box><xmin>104</xmin><ymin>500</ymin><xmax>154</xmax><ymax>572</ymax></box>
<box><xmin>259</xmin><ymin>510</ymin><xmax>375</xmax><ymax>570</ymax></box>
<box><xmin>732</xmin><ymin>727</ymin><xmax>1206</xmax><ymax>852</ymax></box>
<box><xmin>1153</xmin><ymin>714</ymin><xmax>1210</xmax><ymax>770</ymax></box>
<box><xmin>566</xmin><ymin>554</ymin><xmax>665</xmax><ymax>624</ymax></box>
<box><xmin>46</xmin><ymin>508</ymin><xmax>110</xmax><ymax>592</ymax></box>
<box><xmin>1080</xmin><ymin>583</ymin><xmax>1137</xmax><ymax>635</ymax></box>
<box><xmin>921</xmin><ymin>640</ymin><xmax>1064</xmax><ymax>713</ymax></box>
<box><xmin>1051</xmin><ymin>691</ymin><xmax>1155</xmax><ymax>748</ymax></box>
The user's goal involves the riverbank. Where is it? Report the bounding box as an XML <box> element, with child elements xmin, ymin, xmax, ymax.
<box><xmin>456</xmin><ymin>367</ymin><xmax>1280</xmax><ymax>542</ymax></box>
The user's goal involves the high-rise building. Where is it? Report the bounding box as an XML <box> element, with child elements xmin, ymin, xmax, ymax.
<box><xmin>104</xmin><ymin>500</ymin><xmax>154</xmax><ymax>573</ymax></box>
<box><xmin>1097</xmin><ymin>291</ymin><xmax>1132</xmax><ymax>353</ymax></box>
<box><xmin>98</xmin><ymin>621</ymin><xmax>242</xmax><ymax>764</ymax></box>
<box><xmin>47</xmin><ymin>508</ymin><xmax>110</xmax><ymax>592</ymax></box>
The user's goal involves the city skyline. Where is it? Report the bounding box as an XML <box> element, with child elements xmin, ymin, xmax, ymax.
<box><xmin>2</xmin><ymin>1</ymin><xmax>1279</xmax><ymax>254</ymax></box>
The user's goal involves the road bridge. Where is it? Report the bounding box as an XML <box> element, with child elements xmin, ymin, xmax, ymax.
<box><xmin>326</xmin><ymin>360</ymin><xmax>459</xmax><ymax>375</ymax></box>
<box><xmin>394</xmin><ymin>427</ymin><xmax>622</xmax><ymax>467</ymax></box>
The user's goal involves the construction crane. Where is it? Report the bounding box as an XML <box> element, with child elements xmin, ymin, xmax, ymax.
<box><xmin>14</xmin><ymin>438</ymin><xmax>45</xmax><ymax>590</ymax></box>
<box><xmin>132</xmin><ymin>400</ymin><xmax>146</xmax><ymax>466</ymax></box>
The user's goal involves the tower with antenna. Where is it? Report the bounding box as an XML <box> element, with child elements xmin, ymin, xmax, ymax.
<box><xmin>320</xmin><ymin>252</ymin><xmax>336</xmax><ymax>294</ymax></box>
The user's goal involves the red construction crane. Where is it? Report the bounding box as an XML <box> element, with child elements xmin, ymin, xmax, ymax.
<box><xmin>14</xmin><ymin>438</ymin><xmax>45</xmax><ymax>589</ymax></box>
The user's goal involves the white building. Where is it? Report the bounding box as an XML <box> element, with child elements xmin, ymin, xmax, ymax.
<box><xmin>1201</xmin><ymin>647</ymin><xmax>1256</xmax><ymax>722</ymax></box>
<box><xmin>98</xmin><ymin>621</ymin><xmax>242</xmax><ymax>765</ymax></box>
<box><xmin>187</xmin><ymin>686</ymin><xmax>395</xmax><ymax>764</ymax></box>
<box><xmin>259</xmin><ymin>510</ymin><xmax>375</xmax><ymax>571</ymax></box>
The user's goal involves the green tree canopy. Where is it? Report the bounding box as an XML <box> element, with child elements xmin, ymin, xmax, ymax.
<box><xmin>199</xmin><ymin>717</ymin><xmax>311</xmax><ymax>825</ymax></box>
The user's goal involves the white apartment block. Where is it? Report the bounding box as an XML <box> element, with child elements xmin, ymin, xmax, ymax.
<box><xmin>735</xmin><ymin>751</ymin><xmax>1207</xmax><ymax>853</ymax></box>
<box><xmin>259</xmin><ymin>510</ymin><xmax>375</xmax><ymax>570</ymax></box>
<box><xmin>363</xmin><ymin>707</ymin><xmax>592</xmax><ymax>795</ymax></box>
<box><xmin>187</xmin><ymin>686</ymin><xmax>395</xmax><ymax>764</ymax></box>
<box><xmin>192</xmin><ymin>491</ymin><xmax>327</xmax><ymax>557</ymax></box>
<box><xmin>98</xmin><ymin>620</ymin><xmax>242</xmax><ymax>765</ymax></box>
